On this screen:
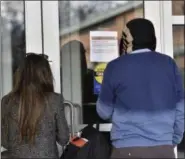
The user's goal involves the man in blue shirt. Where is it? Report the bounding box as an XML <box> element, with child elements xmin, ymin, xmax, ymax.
<box><xmin>96</xmin><ymin>18</ymin><xmax>184</xmax><ymax>158</ymax></box>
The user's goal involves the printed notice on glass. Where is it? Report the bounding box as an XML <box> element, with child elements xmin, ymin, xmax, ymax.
<box><xmin>90</xmin><ymin>31</ymin><xmax>119</xmax><ymax>62</ymax></box>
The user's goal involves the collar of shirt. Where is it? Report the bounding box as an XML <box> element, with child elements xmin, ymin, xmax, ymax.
<box><xmin>130</xmin><ymin>48</ymin><xmax>151</xmax><ymax>54</ymax></box>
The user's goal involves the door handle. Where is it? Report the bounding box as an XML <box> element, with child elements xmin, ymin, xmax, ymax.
<box><xmin>73</xmin><ymin>103</ymin><xmax>82</xmax><ymax>124</ymax></box>
<box><xmin>63</xmin><ymin>101</ymin><xmax>75</xmax><ymax>137</ymax></box>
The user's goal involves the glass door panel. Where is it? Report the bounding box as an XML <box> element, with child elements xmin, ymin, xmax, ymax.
<box><xmin>59</xmin><ymin>1</ymin><xmax>144</xmax><ymax>128</ymax></box>
<box><xmin>0</xmin><ymin>1</ymin><xmax>25</xmax><ymax>98</ymax></box>
<box><xmin>39</xmin><ymin>0</ymin><xmax>181</xmax><ymax>157</ymax></box>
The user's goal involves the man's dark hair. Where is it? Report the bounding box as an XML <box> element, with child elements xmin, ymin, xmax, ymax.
<box><xmin>126</xmin><ymin>18</ymin><xmax>156</xmax><ymax>51</ymax></box>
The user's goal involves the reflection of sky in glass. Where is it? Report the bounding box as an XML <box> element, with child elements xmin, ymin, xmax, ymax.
<box><xmin>1</xmin><ymin>1</ymin><xmax>24</xmax><ymax>30</ymax></box>
<box><xmin>71</xmin><ymin>1</ymin><xmax>128</xmax><ymax>7</ymax></box>
<box><xmin>59</xmin><ymin>1</ymin><xmax>142</xmax><ymax>28</ymax></box>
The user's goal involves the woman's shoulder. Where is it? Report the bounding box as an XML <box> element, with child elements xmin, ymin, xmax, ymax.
<box><xmin>48</xmin><ymin>92</ymin><xmax>64</xmax><ymax>108</ymax></box>
<box><xmin>1</xmin><ymin>94</ymin><xmax>11</xmax><ymax>105</ymax></box>
<box><xmin>1</xmin><ymin>93</ymin><xmax>20</xmax><ymax>106</ymax></box>
<box><xmin>1</xmin><ymin>94</ymin><xmax>12</xmax><ymax>115</ymax></box>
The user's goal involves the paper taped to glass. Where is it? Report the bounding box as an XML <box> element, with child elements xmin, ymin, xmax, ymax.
<box><xmin>90</xmin><ymin>31</ymin><xmax>119</xmax><ymax>62</ymax></box>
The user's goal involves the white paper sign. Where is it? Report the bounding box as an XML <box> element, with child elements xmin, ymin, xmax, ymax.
<box><xmin>90</xmin><ymin>31</ymin><xmax>119</xmax><ymax>62</ymax></box>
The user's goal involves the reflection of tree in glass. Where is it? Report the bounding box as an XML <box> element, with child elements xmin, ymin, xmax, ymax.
<box><xmin>11</xmin><ymin>23</ymin><xmax>25</xmax><ymax>73</ymax></box>
<box><xmin>1</xmin><ymin>1</ymin><xmax>25</xmax><ymax>75</ymax></box>
<box><xmin>1</xmin><ymin>1</ymin><xmax>24</xmax><ymax>30</ymax></box>
<box><xmin>59</xmin><ymin>1</ymin><xmax>128</xmax><ymax>29</ymax></box>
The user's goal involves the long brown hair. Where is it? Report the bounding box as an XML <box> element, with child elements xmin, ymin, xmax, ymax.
<box><xmin>9</xmin><ymin>53</ymin><xmax>54</xmax><ymax>143</ymax></box>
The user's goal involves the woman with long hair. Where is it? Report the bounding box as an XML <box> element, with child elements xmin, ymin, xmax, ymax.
<box><xmin>1</xmin><ymin>53</ymin><xmax>69</xmax><ymax>158</ymax></box>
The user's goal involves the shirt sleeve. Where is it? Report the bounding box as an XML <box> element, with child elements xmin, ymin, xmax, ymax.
<box><xmin>96</xmin><ymin>62</ymin><xmax>115</xmax><ymax>120</ymax></box>
<box><xmin>172</xmin><ymin>62</ymin><xmax>185</xmax><ymax>145</ymax></box>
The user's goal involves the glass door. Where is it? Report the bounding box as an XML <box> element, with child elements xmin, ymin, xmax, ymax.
<box><xmin>0</xmin><ymin>1</ymin><xmax>44</xmax><ymax>99</ymax></box>
<box><xmin>0</xmin><ymin>0</ymin><xmax>44</xmax><ymax>152</ymax></box>
<box><xmin>59</xmin><ymin>1</ymin><xmax>144</xmax><ymax>130</ymax></box>
<box><xmin>41</xmin><ymin>1</ymin><xmax>181</xmax><ymax>155</ymax></box>
<box><xmin>41</xmin><ymin>1</ymin><xmax>170</xmax><ymax>133</ymax></box>
<box><xmin>0</xmin><ymin>1</ymin><xmax>25</xmax><ymax>98</ymax></box>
